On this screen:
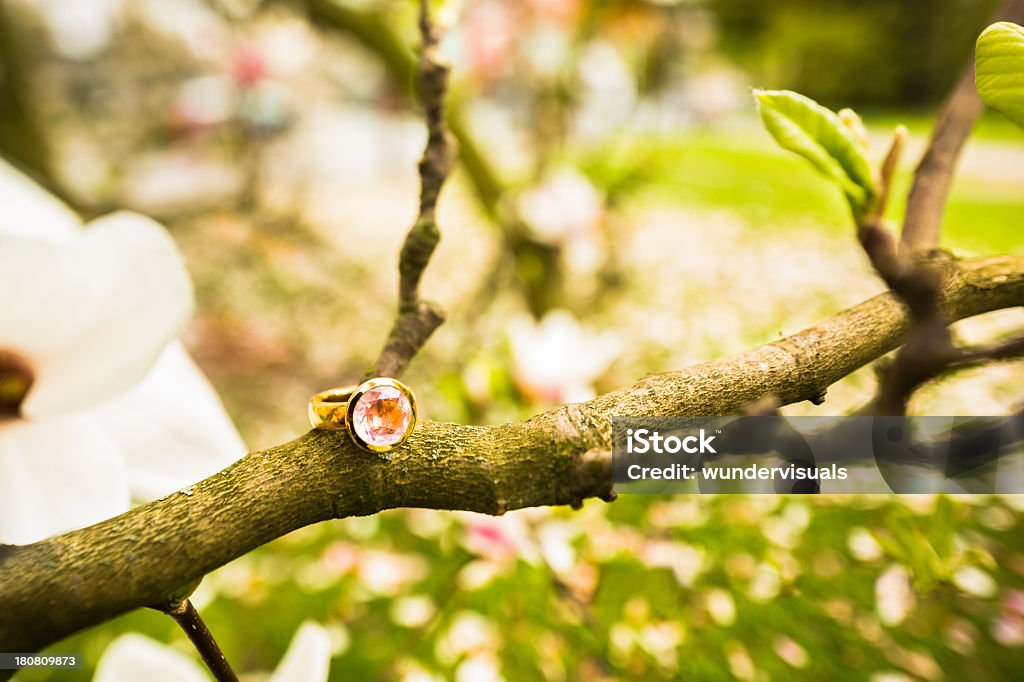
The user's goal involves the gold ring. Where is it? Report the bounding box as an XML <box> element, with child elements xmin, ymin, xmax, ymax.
<box><xmin>308</xmin><ymin>377</ymin><xmax>418</xmax><ymax>453</ymax></box>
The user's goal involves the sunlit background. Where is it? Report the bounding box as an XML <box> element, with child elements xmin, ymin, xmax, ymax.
<box><xmin>4</xmin><ymin>0</ymin><xmax>1024</xmax><ymax>679</ymax></box>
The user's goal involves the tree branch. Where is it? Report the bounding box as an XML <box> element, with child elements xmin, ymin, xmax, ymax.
<box><xmin>365</xmin><ymin>0</ymin><xmax>453</xmax><ymax>379</ymax></box>
<box><xmin>1</xmin><ymin>254</ymin><xmax>1023</xmax><ymax>658</ymax></box>
<box><xmin>900</xmin><ymin>0</ymin><xmax>1024</xmax><ymax>252</ymax></box>
<box><xmin>900</xmin><ymin>64</ymin><xmax>984</xmax><ymax>252</ymax></box>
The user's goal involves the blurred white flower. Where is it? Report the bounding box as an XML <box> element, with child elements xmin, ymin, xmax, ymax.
<box><xmin>455</xmin><ymin>652</ymin><xmax>504</xmax><ymax>682</ymax></box>
<box><xmin>509</xmin><ymin>309</ymin><xmax>619</xmax><ymax>404</ymax></box>
<box><xmin>772</xmin><ymin>635</ymin><xmax>809</xmax><ymax>669</ymax></box>
<box><xmin>747</xmin><ymin>561</ymin><xmax>781</xmax><ymax>603</ymax></box>
<box><xmin>536</xmin><ymin>521</ymin><xmax>576</xmax><ymax>574</ymax></box>
<box><xmin>135</xmin><ymin>0</ymin><xmax>232</xmax><ymax>63</ymax></box>
<box><xmin>875</xmin><ymin>564</ymin><xmax>915</xmax><ymax>627</ymax></box>
<box><xmin>121</xmin><ymin>153</ymin><xmax>245</xmax><ymax>215</ymax></box>
<box><xmin>523</xmin><ymin>26</ymin><xmax>572</xmax><ymax>80</ymax></box>
<box><xmin>390</xmin><ymin>595</ymin><xmax>437</xmax><ymax>628</ymax></box>
<box><xmin>516</xmin><ymin>169</ymin><xmax>606</xmax><ymax>276</ymax></box>
<box><xmin>32</xmin><ymin>0</ymin><xmax>125</xmax><ymax>60</ymax></box>
<box><xmin>681</xmin><ymin>68</ymin><xmax>747</xmax><ymax>124</ymax></box>
<box><xmin>641</xmin><ymin>539</ymin><xmax>707</xmax><ymax>588</ymax></box>
<box><xmin>636</xmin><ymin>621</ymin><xmax>684</xmax><ymax>668</ymax></box>
<box><xmin>356</xmin><ymin>550</ymin><xmax>429</xmax><ymax>596</ymax></box>
<box><xmin>172</xmin><ymin>75</ymin><xmax>239</xmax><ymax>129</ymax></box>
<box><xmin>575</xmin><ymin>42</ymin><xmax>637</xmax><ymax>140</ymax></box>
<box><xmin>1003</xmin><ymin>589</ymin><xmax>1024</xmax><ymax>616</ymax></box>
<box><xmin>0</xmin><ymin>160</ymin><xmax>245</xmax><ymax>544</ymax></box>
<box><xmin>461</xmin><ymin>513</ymin><xmax>536</xmax><ymax>565</ymax></box>
<box><xmin>953</xmin><ymin>565</ymin><xmax>998</xmax><ymax>599</ymax></box>
<box><xmin>943</xmin><ymin>618</ymin><xmax>978</xmax><ymax>655</ymax></box>
<box><xmin>517</xmin><ymin>169</ymin><xmax>603</xmax><ymax>246</ymax></box>
<box><xmin>725</xmin><ymin>641</ymin><xmax>757</xmax><ymax>681</ymax></box>
<box><xmin>704</xmin><ymin>588</ymin><xmax>736</xmax><ymax>627</ymax></box>
<box><xmin>991</xmin><ymin>613</ymin><xmax>1024</xmax><ymax>647</ymax></box>
<box><xmin>94</xmin><ymin>621</ymin><xmax>332</xmax><ymax>682</ymax></box>
<box><xmin>436</xmin><ymin>611</ymin><xmax>501</xmax><ymax>666</ymax></box>
<box><xmin>247</xmin><ymin>18</ymin><xmax>320</xmax><ymax>79</ymax></box>
<box><xmin>847</xmin><ymin>527</ymin><xmax>884</xmax><ymax>562</ymax></box>
<box><xmin>460</xmin><ymin>1</ymin><xmax>517</xmax><ymax>80</ymax></box>
<box><xmin>760</xmin><ymin>515</ymin><xmax>801</xmax><ymax>549</ymax></box>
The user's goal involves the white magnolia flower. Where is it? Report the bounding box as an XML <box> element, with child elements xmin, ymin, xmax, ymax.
<box><xmin>0</xmin><ymin>159</ymin><xmax>245</xmax><ymax>544</ymax></box>
<box><xmin>509</xmin><ymin>309</ymin><xmax>619</xmax><ymax>404</ymax></box>
<box><xmin>94</xmin><ymin>621</ymin><xmax>332</xmax><ymax>682</ymax></box>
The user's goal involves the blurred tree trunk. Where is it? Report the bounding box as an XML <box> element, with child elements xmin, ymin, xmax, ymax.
<box><xmin>0</xmin><ymin>1</ymin><xmax>56</xmax><ymax>187</ymax></box>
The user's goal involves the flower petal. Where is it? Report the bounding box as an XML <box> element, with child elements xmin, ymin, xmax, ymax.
<box><xmin>0</xmin><ymin>416</ymin><xmax>129</xmax><ymax>544</ymax></box>
<box><xmin>10</xmin><ymin>211</ymin><xmax>193</xmax><ymax>418</ymax></box>
<box><xmin>270</xmin><ymin>621</ymin><xmax>332</xmax><ymax>682</ymax></box>
<box><xmin>94</xmin><ymin>634</ymin><xmax>209</xmax><ymax>682</ymax></box>
<box><xmin>89</xmin><ymin>341</ymin><xmax>247</xmax><ymax>500</ymax></box>
<box><xmin>0</xmin><ymin>157</ymin><xmax>80</xmax><ymax>241</ymax></box>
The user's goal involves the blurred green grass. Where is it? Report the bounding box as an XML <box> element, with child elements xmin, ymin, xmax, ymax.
<box><xmin>585</xmin><ymin>110</ymin><xmax>1024</xmax><ymax>256</ymax></box>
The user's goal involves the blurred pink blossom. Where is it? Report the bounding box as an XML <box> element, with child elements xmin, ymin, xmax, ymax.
<box><xmin>509</xmin><ymin>309</ymin><xmax>619</xmax><ymax>404</ymax></box>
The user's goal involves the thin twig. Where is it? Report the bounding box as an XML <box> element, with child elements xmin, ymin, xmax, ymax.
<box><xmin>901</xmin><ymin>0</ymin><xmax>1024</xmax><ymax>253</ymax></box>
<box><xmin>365</xmin><ymin>0</ymin><xmax>453</xmax><ymax>380</ymax></box>
<box><xmin>959</xmin><ymin>332</ymin><xmax>1024</xmax><ymax>364</ymax></box>
<box><xmin>159</xmin><ymin>599</ymin><xmax>238</xmax><ymax>682</ymax></box>
<box><xmin>297</xmin><ymin>0</ymin><xmax>567</xmax><ymax>315</ymax></box>
<box><xmin>900</xmin><ymin>64</ymin><xmax>984</xmax><ymax>253</ymax></box>
<box><xmin>870</xmin><ymin>330</ymin><xmax>1024</xmax><ymax>410</ymax></box>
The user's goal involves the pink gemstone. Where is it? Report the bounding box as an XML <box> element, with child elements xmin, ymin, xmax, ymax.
<box><xmin>351</xmin><ymin>385</ymin><xmax>412</xmax><ymax>447</ymax></box>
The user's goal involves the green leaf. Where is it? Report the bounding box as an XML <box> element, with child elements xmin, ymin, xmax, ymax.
<box><xmin>976</xmin><ymin>22</ymin><xmax>1024</xmax><ymax>129</ymax></box>
<box><xmin>754</xmin><ymin>89</ymin><xmax>876</xmax><ymax>221</ymax></box>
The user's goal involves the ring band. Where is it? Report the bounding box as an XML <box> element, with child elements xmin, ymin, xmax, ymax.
<box><xmin>308</xmin><ymin>385</ymin><xmax>358</xmax><ymax>431</ymax></box>
<box><xmin>308</xmin><ymin>377</ymin><xmax>418</xmax><ymax>453</ymax></box>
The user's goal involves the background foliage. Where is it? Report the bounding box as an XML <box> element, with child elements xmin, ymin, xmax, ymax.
<box><xmin>3</xmin><ymin>0</ymin><xmax>1024</xmax><ymax>679</ymax></box>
